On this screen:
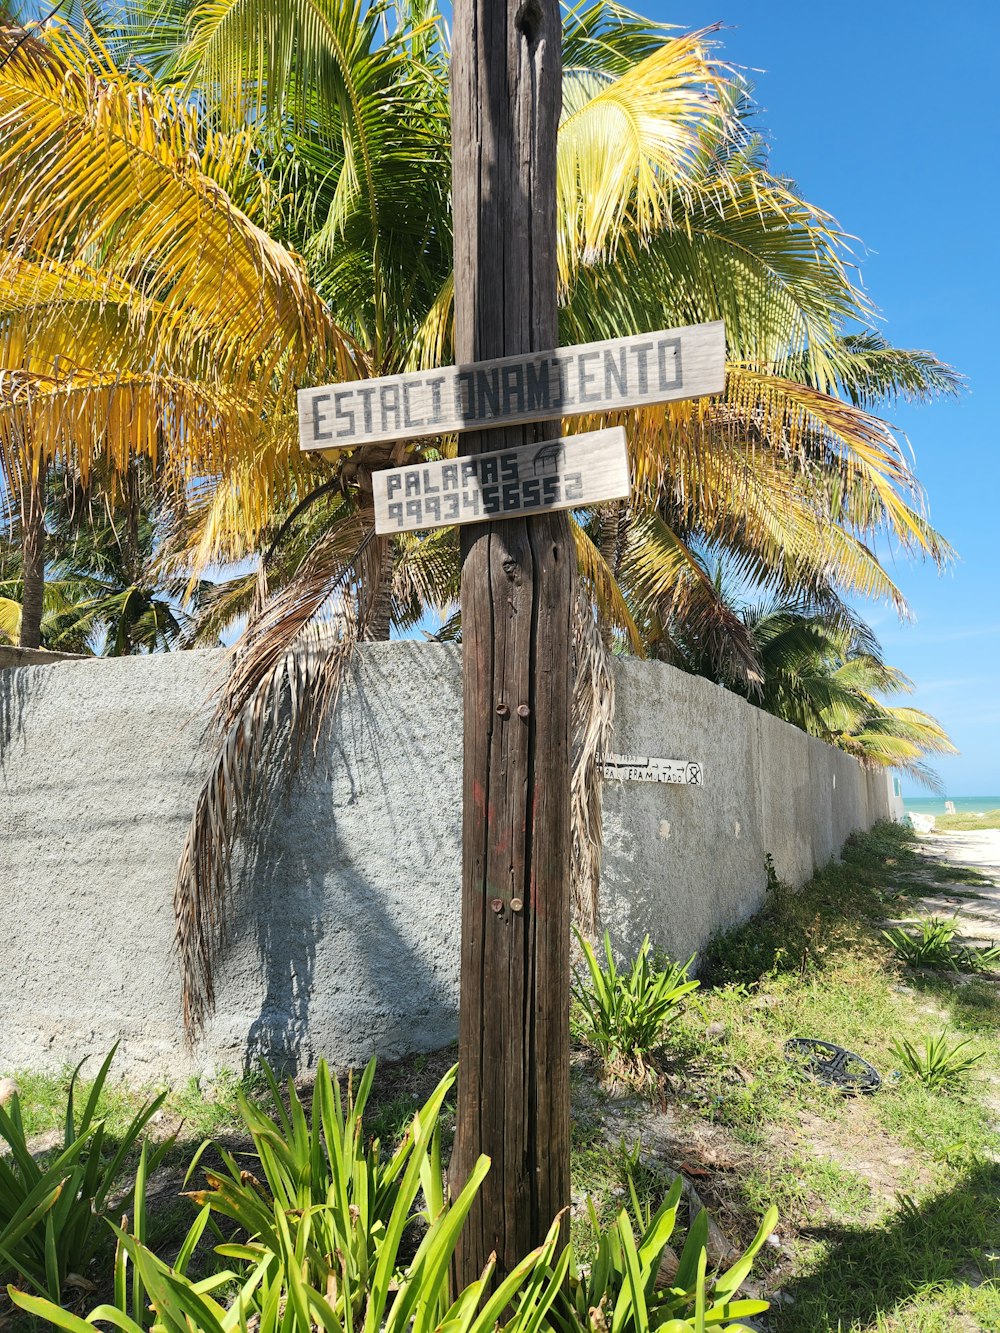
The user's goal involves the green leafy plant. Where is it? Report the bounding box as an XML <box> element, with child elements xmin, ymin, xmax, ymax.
<box><xmin>883</xmin><ymin>916</ymin><xmax>1000</xmax><ymax>973</ymax></box>
<box><xmin>12</xmin><ymin>1204</ymin><xmax>570</xmax><ymax>1333</ymax></box>
<box><xmin>0</xmin><ymin>1044</ymin><xmax>169</xmax><ymax>1301</ymax></box>
<box><xmin>550</xmin><ymin>1174</ymin><xmax>776</xmax><ymax>1331</ymax></box>
<box><xmin>764</xmin><ymin>853</ymin><xmax>780</xmax><ymax>891</ymax></box>
<box><xmin>961</xmin><ymin>941</ymin><xmax>1000</xmax><ymax>973</ymax></box>
<box><xmin>883</xmin><ymin>916</ymin><xmax>961</xmax><ymax>969</ymax></box>
<box><xmin>10</xmin><ymin>1058</ymin><xmax>574</xmax><ymax>1333</ymax></box>
<box><xmin>10</xmin><ymin>1054</ymin><xmax>777</xmax><ymax>1333</ymax></box>
<box><xmin>890</xmin><ymin>1032</ymin><xmax>986</xmax><ymax>1090</ymax></box>
<box><xmin>573</xmin><ymin>930</ymin><xmax>699</xmax><ymax>1086</ymax></box>
<box><xmin>182</xmin><ymin>1055</ymin><xmax>436</xmax><ymax>1306</ymax></box>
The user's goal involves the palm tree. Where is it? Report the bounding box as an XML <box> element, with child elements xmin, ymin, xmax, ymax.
<box><xmin>108</xmin><ymin>0</ymin><xmax>958</xmax><ymax>1013</ymax></box>
<box><xmin>2</xmin><ymin>5</ymin><xmax>958</xmax><ymax>1018</ymax></box>
<box><xmin>0</xmin><ymin>459</ymin><xmax>193</xmax><ymax>654</ymax></box>
<box><xmin>0</xmin><ymin>12</ymin><xmax>353</xmax><ymax>647</ymax></box>
<box><xmin>715</xmin><ymin>595</ymin><xmax>955</xmax><ymax>789</ymax></box>
<box><xmin>136</xmin><ymin>2</ymin><xmax>955</xmax><ymax>624</ymax></box>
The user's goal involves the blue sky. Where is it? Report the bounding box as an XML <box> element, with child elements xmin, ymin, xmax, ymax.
<box><xmin>647</xmin><ymin>2</ymin><xmax>1000</xmax><ymax>795</ymax></box>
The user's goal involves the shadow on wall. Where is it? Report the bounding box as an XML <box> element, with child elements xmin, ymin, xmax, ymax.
<box><xmin>229</xmin><ymin>646</ymin><xmax>463</xmax><ymax>1076</ymax></box>
<box><xmin>0</xmin><ymin>663</ymin><xmax>39</xmax><ymax>754</ymax></box>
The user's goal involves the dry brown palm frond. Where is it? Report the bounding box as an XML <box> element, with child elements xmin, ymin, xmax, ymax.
<box><xmin>571</xmin><ymin>584</ymin><xmax>615</xmax><ymax>933</ymax></box>
<box><xmin>174</xmin><ymin>514</ymin><xmax>387</xmax><ymax>1033</ymax></box>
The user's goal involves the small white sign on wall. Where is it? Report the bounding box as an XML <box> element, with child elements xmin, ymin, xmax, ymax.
<box><xmin>601</xmin><ymin>754</ymin><xmax>704</xmax><ymax>786</ymax></box>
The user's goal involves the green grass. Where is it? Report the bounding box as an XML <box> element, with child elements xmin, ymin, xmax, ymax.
<box><xmin>649</xmin><ymin>821</ymin><xmax>1000</xmax><ymax>1331</ymax></box>
<box><xmin>932</xmin><ymin>808</ymin><xmax>1000</xmax><ymax>831</ymax></box>
<box><xmin>4</xmin><ymin>1063</ymin><xmax>270</xmax><ymax>1146</ymax></box>
<box><xmin>4</xmin><ymin>824</ymin><xmax>997</xmax><ymax>1333</ymax></box>
<box><xmin>780</xmin><ymin>1169</ymin><xmax>1000</xmax><ymax>1331</ymax></box>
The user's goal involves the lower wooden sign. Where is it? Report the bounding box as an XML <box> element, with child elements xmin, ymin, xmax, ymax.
<box><xmin>601</xmin><ymin>754</ymin><xmax>704</xmax><ymax>786</ymax></box>
<box><xmin>373</xmin><ymin>426</ymin><xmax>629</xmax><ymax>534</ymax></box>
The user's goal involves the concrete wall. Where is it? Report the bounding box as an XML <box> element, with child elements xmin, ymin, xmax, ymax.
<box><xmin>0</xmin><ymin>645</ymin><xmax>895</xmax><ymax>1077</ymax></box>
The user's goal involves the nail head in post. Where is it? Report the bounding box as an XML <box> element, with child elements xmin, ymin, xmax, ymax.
<box><xmin>517</xmin><ymin>704</ymin><xmax>531</xmax><ymax>719</ymax></box>
<box><xmin>490</xmin><ymin>897</ymin><xmax>504</xmax><ymax>914</ymax></box>
<box><xmin>510</xmin><ymin>897</ymin><xmax>524</xmax><ymax>912</ymax></box>
<box><xmin>496</xmin><ymin>702</ymin><xmax>510</xmax><ymax>718</ymax></box>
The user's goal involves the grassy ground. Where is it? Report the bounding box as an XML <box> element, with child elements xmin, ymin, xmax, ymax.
<box><xmin>566</xmin><ymin>823</ymin><xmax>1000</xmax><ymax>1332</ymax></box>
<box><xmin>932</xmin><ymin>809</ymin><xmax>1000</xmax><ymax>831</ymax></box>
<box><xmin>2</xmin><ymin>824</ymin><xmax>997</xmax><ymax>1331</ymax></box>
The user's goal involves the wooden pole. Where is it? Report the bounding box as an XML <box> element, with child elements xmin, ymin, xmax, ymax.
<box><xmin>449</xmin><ymin>0</ymin><xmax>573</xmax><ymax>1288</ymax></box>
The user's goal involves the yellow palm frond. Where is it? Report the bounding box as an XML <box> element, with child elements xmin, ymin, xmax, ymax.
<box><xmin>570</xmin><ymin>516</ymin><xmax>644</xmax><ymax>654</ymax></box>
<box><xmin>0</xmin><ymin>21</ymin><xmax>356</xmax><ymax>471</ymax></box>
<box><xmin>0</xmin><ymin>595</ymin><xmax>21</xmax><ymax>643</ymax></box>
<box><xmin>556</xmin><ymin>27</ymin><xmax>730</xmax><ymax>284</ymax></box>
<box><xmin>0</xmin><ymin>367</ymin><xmax>255</xmax><ymax>488</ymax></box>
<box><xmin>725</xmin><ymin>368</ymin><xmax>949</xmax><ymax>561</ymax></box>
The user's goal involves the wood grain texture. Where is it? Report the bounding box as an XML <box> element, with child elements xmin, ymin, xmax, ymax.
<box><xmin>449</xmin><ymin>0</ymin><xmax>572</xmax><ymax>1291</ymax></box>
<box><xmin>372</xmin><ymin>426</ymin><xmax>629</xmax><ymax>533</ymax></box>
<box><xmin>297</xmin><ymin>322</ymin><xmax>724</xmax><ymax>450</ymax></box>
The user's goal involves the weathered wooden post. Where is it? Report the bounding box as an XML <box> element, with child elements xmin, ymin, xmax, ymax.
<box><xmin>448</xmin><ymin>0</ymin><xmax>572</xmax><ymax>1286</ymax></box>
<box><xmin>296</xmin><ymin>5</ymin><xmax>723</xmax><ymax>1280</ymax></box>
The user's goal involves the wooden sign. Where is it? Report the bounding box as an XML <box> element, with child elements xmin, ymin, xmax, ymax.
<box><xmin>299</xmin><ymin>321</ymin><xmax>724</xmax><ymax>452</ymax></box>
<box><xmin>601</xmin><ymin>754</ymin><xmax>704</xmax><ymax>786</ymax></box>
<box><xmin>373</xmin><ymin>426</ymin><xmax>629</xmax><ymax>534</ymax></box>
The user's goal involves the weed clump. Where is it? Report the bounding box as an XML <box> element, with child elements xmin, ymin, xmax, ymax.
<box><xmin>890</xmin><ymin>1031</ymin><xmax>986</xmax><ymax>1090</ymax></box>
<box><xmin>700</xmin><ymin>822</ymin><xmax>918</xmax><ymax>987</ymax></box>
<box><xmin>572</xmin><ymin>929</ymin><xmax>699</xmax><ymax>1089</ymax></box>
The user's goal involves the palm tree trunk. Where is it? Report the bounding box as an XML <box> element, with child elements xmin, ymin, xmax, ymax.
<box><xmin>598</xmin><ymin>498</ymin><xmax>626</xmax><ymax>571</ymax></box>
<box><xmin>18</xmin><ymin>453</ymin><xmax>46</xmax><ymax>649</ymax></box>
<box><xmin>363</xmin><ymin>539</ymin><xmax>395</xmax><ymax>642</ymax></box>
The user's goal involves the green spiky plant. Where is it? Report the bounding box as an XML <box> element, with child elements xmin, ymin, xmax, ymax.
<box><xmin>573</xmin><ymin>930</ymin><xmax>699</xmax><ymax>1086</ymax></box>
<box><xmin>0</xmin><ymin>1045</ymin><xmax>170</xmax><ymax>1302</ymax></box>
<box><xmin>883</xmin><ymin>917</ymin><xmax>1000</xmax><ymax>973</ymax></box>
<box><xmin>883</xmin><ymin>917</ymin><xmax>962</xmax><ymax>969</ymax></box>
<box><xmin>9</xmin><ymin>1058</ymin><xmax>776</xmax><ymax>1333</ymax></box>
<box><xmin>890</xmin><ymin>1032</ymin><xmax>985</xmax><ymax>1091</ymax></box>
<box><xmin>550</xmin><ymin>1174</ymin><xmax>777</xmax><ymax>1332</ymax></box>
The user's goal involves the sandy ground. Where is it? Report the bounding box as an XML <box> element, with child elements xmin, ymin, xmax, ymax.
<box><xmin>915</xmin><ymin>829</ymin><xmax>1000</xmax><ymax>945</ymax></box>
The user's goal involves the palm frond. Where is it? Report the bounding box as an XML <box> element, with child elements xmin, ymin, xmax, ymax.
<box><xmin>618</xmin><ymin>511</ymin><xmax>761</xmax><ymax>684</ymax></box>
<box><xmin>556</xmin><ymin>26</ymin><xmax>733</xmax><ymax>283</ymax></box>
<box><xmin>0</xmin><ymin>593</ymin><xmax>20</xmax><ymax>642</ymax></box>
<box><xmin>175</xmin><ymin>515</ymin><xmax>387</xmax><ymax>1031</ymax></box>
<box><xmin>570</xmin><ymin>582</ymin><xmax>614</xmax><ymax>932</ymax></box>
<box><xmin>562</xmin><ymin>171</ymin><xmax>868</xmax><ymax>378</ymax></box>
<box><xmin>779</xmin><ymin>332</ymin><xmax>964</xmax><ymax>408</ymax></box>
<box><xmin>0</xmin><ymin>23</ymin><xmax>351</xmax><ymax>403</ymax></box>
<box><xmin>570</xmin><ymin>514</ymin><xmax>644</xmax><ymax>654</ymax></box>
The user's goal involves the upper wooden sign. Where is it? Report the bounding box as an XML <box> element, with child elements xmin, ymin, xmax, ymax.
<box><xmin>298</xmin><ymin>321</ymin><xmax>725</xmax><ymax>451</ymax></box>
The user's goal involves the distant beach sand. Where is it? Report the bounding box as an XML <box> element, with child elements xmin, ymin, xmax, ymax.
<box><xmin>918</xmin><ymin>829</ymin><xmax>1000</xmax><ymax>943</ymax></box>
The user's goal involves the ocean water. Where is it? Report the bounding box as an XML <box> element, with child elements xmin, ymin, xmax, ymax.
<box><xmin>904</xmin><ymin>796</ymin><xmax>1000</xmax><ymax>816</ymax></box>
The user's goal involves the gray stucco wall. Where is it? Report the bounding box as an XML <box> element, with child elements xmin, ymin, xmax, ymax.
<box><xmin>0</xmin><ymin>645</ymin><xmax>896</xmax><ymax>1077</ymax></box>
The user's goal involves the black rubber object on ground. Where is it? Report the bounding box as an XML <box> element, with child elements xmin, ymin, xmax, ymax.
<box><xmin>784</xmin><ymin>1037</ymin><xmax>882</xmax><ymax>1094</ymax></box>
